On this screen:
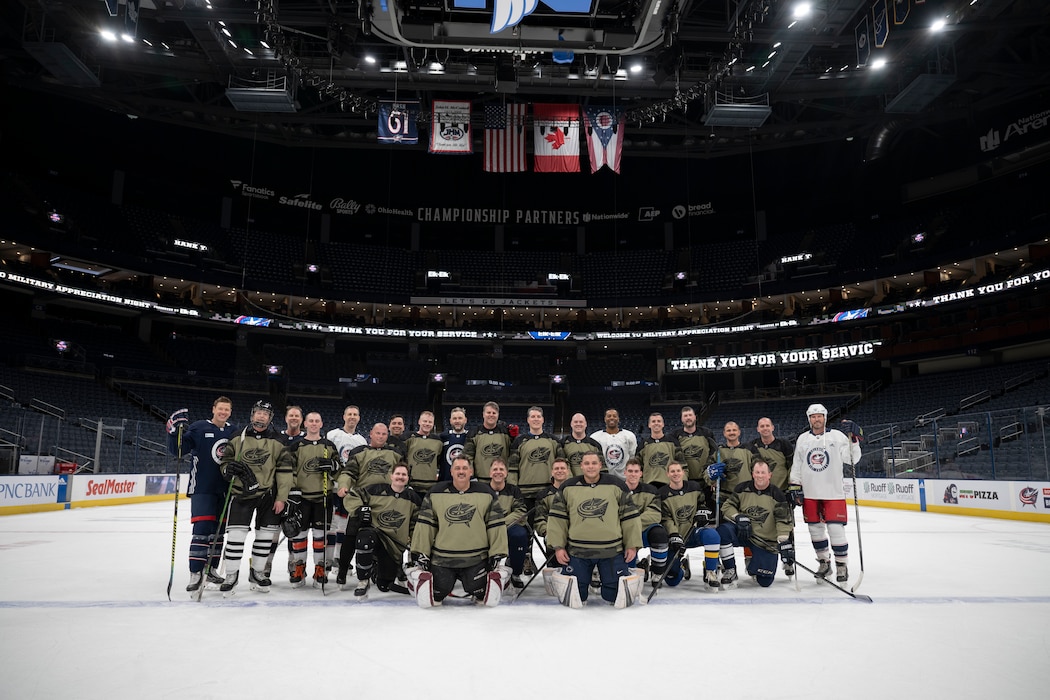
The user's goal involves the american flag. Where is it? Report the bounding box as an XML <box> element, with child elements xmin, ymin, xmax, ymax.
<box><xmin>484</xmin><ymin>103</ymin><xmax>527</xmax><ymax>173</ymax></box>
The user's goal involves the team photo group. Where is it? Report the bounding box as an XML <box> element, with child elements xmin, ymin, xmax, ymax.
<box><xmin>166</xmin><ymin>397</ymin><xmax>863</xmax><ymax>608</ymax></box>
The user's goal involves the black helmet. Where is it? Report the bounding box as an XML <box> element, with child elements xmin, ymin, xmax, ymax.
<box><xmin>251</xmin><ymin>400</ymin><xmax>274</xmax><ymax>430</ymax></box>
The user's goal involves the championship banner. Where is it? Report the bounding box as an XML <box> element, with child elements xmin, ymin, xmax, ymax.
<box><xmin>892</xmin><ymin>0</ymin><xmax>909</xmax><ymax>25</ymax></box>
<box><xmin>583</xmin><ymin>106</ymin><xmax>625</xmax><ymax>174</ymax></box>
<box><xmin>533</xmin><ymin>103</ymin><xmax>580</xmax><ymax>173</ymax></box>
<box><xmin>430</xmin><ymin>100</ymin><xmax>472</xmax><ymax>154</ymax></box>
<box><xmin>873</xmin><ymin>0</ymin><xmax>889</xmax><ymax>49</ymax></box>
<box><xmin>856</xmin><ymin>16</ymin><xmax>871</xmax><ymax>67</ymax></box>
<box><xmin>378</xmin><ymin>100</ymin><xmax>420</xmax><ymax>145</ymax></box>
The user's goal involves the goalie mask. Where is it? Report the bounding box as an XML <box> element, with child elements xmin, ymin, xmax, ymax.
<box><xmin>250</xmin><ymin>400</ymin><xmax>274</xmax><ymax>431</ymax></box>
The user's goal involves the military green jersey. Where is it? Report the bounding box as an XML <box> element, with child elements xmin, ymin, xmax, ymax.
<box><xmin>626</xmin><ymin>482</ymin><xmax>663</xmax><ymax>530</ymax></box>
<box><xmin>463</xmin><ymin>426</ymin><xmax>512</xmax><ymax>483</ymax></box>
<box><xmin>636</xmin><ymin>435</ymin><xmax>685</xmax><ymax>488</ymax></box>
<box><xmin>337</xmin><ymin>443</ymin><xmax>405</xmax><ymax>492</ymax></box>
<box><xmin>721</xmin><ymin>481</ymin><xmax>793</xmax><ymax>553</ymax></box>
<box><xmin>508</xmin><ymin>432</ymin><xmax>563</xmax><ymax>498</ymax></box>
<box><xmin>220</xmin><ymin>427</ymin><xmax>295</xmax><ymax>501</ymax></box>
<box><xmin>658</xmin><ymin>481</ymin><xmax>716</xmax><ymax>537</ymax></box>
<box><xmin>288</xmin><ymin>437</ymin><xmax>341</xmax><ymax>502</ymax></box>
<box><xmin>491</xmin><ymin>482</ymin><xmax>528</xmax><ymax>528</ymax></box>
<box><xmin>343</xmin><ymin>483</ymin><xmax>422</xmax><ymax>560</ymax></box>
<box><xmin>559</xmin><ymin>435</ymin><xmax>606</xmax><ymax>477</ymax></box>
<box><xmin>748</xmin><ymin>437</ymin><xmax>794</xmax><ymax>492</ymax></box>
<box><xmin>533</xmin><ymin>484</ymin><xmax>559</xmax><ymax>538</ymax></box>
<box><xmin>411</xmin><ymin>482</ymin><xmax>508</xmax><ymax>567</ymax></box>
<box><xmin>707</xmin><ymin>444</ymin><xmax>754</xmax><ymax>502</ymax></box>
<box><xmin>546</xmin><ymin>475</ymin><xmax>642</xmax><ymax>559</ymax></box>
<box><xmin>672</xmin><ymin>427</ymin><xmax>718</xmax><ymax>482</ymax></box>
<box><xmin>404</xmin><ymin>432</ymin><xmax>444</xmax><ymax>493</ymax></box>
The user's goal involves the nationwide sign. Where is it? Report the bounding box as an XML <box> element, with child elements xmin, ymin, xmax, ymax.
<box><xmin>666</xmin><ymin>341</ymin><xmax>883</xmax><ymax>372</ymax></box>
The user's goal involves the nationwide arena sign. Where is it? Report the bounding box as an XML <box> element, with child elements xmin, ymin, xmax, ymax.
<box><xmin>665</xmin><ymin>341</ymin><xmax>883</xmax><ymax>372</ymax></box>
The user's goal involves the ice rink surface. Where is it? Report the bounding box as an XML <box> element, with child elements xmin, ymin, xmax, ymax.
<box><xmin>1</xmin><ymin>501</ymin><xmax>1047</xmax><ymax>700</ymax></box>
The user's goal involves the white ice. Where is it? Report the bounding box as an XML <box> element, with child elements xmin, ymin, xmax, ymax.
<box><xmin>1</xmin><ymin>502</ymin><xmax>1047</xmax><ymax>700</ymax></box>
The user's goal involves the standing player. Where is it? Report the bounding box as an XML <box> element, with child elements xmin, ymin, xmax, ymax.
<box><xmin>546</xmin><ymin>452</ymin><xmax>642</xmax><ymax>607</ymax></box>
<box><xmin>326</xmin><ymin>405</ymin><xmax>367</xmax><ymax>568</ymax></box>
<box><xmin>387</xmin><ymin>414</ymin><xmax>408</xmax><ymax>450</ymax></box>
<box><xmin>217</xmin><ymin>400</ymin><xmax>295</xmax><ymax>594</ymax></box>
<box><xmin>166</xmin><ymin>396</ymin><xmax>236</xmax><ymax>595</ymax></box>
<box><xmin>559</xmin><ymin>413</ymin><xmax>604</xmax><ymax>477</ymax></box>
<box><xmin>404</xmin><ymin>410</ymin><xmax>444</xmax><ymax>494</ymax></box>
<box><xmin>336</xmin><ymin>423</ymin><xmax>405</xmax><ymax>493</ymax></box>
<box><xmin>534</xmin><ymin>456</ymin><xmax>573</xmax><ymax>552</ymax></box>
<box><xmin>463</xmin><ymin>401</ymin><xmax>512</xmax><ymax>485</ymax></box>
<box><xmin>672</xmin><ymin>406</ymin><xmax>718</xmax><ymax>484</ymax></box>
<box><xmin>635</xmin><ymin>412</ymin><xmax>684</xmax><ymax>488</ymax></box>
<box><xmin>590</xmin><ymin>408</ymin><xmax>637</xmax><ymax>481</ymax></box>
<box><xmin>408</xmin><ymin>455</ymin><xmax>510</xmax><ymax>606</ymax></box>
<box><xmin>280</xmin><ymin>406</ymin><xmax>305</xmax><ymax>444</ymax></box>
<box><xmin>284</xmin><ymin>412</ymin><xmax>341</xmax><ymax>588</ymax></box>
<box><xmin>707</xmin><ymin>421</ymin><xmax>754</xmax><ymax>505</ymax></box>
<box><xmin>439</xmin><ymin>406</ymin><xmax>469</xmax><ymax>483</ymax></box>
<box><xmin>716</xmin><ymin>460</ymin><xmax>794</xmax><ymax>587</ymax></box>
<box><xmin>790</xmin><ymin>404</ymin><xmax>863</xmax><ymax>582</ymax></box>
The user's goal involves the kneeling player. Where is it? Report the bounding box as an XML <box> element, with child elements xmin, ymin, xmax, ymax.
<box><xmin>658</xmin><ymin>461</ymin><xmax>721</xmax><ymax>588</ymax></box>
<box><xmin>716</xmin><ymin>460</ymin><xmax>794</xmax><ymax>587</ymax></box>
<box><xmin>408</xmin><ymin>456</ymin><xmax>509</xmax><ymax>606</ymax></box>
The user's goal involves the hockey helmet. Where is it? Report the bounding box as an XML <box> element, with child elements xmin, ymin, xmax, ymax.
<box><xmin>251</xmin><ymin>400</ymin><xmax>274</xmax><ymax>430</ymax></box>
<box><xmin>806</xmin><ymin>403</ymin><xmax>828</xmax><ymax>417</ymax></box>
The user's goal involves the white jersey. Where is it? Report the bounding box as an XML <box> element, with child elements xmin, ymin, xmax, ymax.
<box><xmin>790</xmin><ymin>428</ymin><xmax>862</xmax><ymax>500</ymax></box>
<box><xmin>590</xmin><ymin>429</ymin><xmax>637</xmax><ymax>480</ymax></box>
<box><xmin>326</xmin><ymin>428</ymin><xmax>366</xmax><ymax>465</ymax></box>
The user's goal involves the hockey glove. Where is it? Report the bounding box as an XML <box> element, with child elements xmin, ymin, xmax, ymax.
<box><xmin>487</xmin><ymin>556</ymin><xmax>506</xmax><ymax>572</ymax></box>
<box><xmin>281</xmin><ymin>490</ymin><xmax>304</xmax><ymax>538</ymax></box>
<box><xmin>668</xmin><ymin>533</ymin><xmax>685</xmax><ymax>550</ymax></box>
<box><xmin>508</xmin><ymin>424</ymin><xmax>520</xmax><ymax>439</ymax></box>
<box><xmin>166</xmin><ymin>408</ymin><xmax>189</xmax><ymax>435</ymax></box>
<box><xmin>778</xmin><ymin>538</ymin><xmax>795</xmax><ymax>565</ymax></box>
<box><xmin>223</xmin><ymin>461</ymin><xmax>259</xmax><ymax>493</ymax></box>
<box><xmin>787</xmin><ymin>484</ymin><xmax>804</xmax><ymax>508</ymax></box>
<box><xmin>734</xmin><ymin>514</ymin><xmax>752</xmax><ymax>542</ymax></box>
<box><xmin>357</xmin><ymin>505</ymin><xmax>372</xmax><ymax>528</ymax></box>
<box><xmin>840</xmin><ymin>420</ymin><xmax>864</xmax><ymax>443</ymax></box>
<box><xmin>706</xmin><ymin>462</ymin><xmax>726</xmax><ymax>480</ymax></box>
<box><xmin>694</xmin><ymin>509</ymin><xmax>714</xmax><ymax>527</ymax></box>
<box><xmin>412</xmin><ymin>552</ymin><xmax>431</xmax><ymax>571</ymax></box>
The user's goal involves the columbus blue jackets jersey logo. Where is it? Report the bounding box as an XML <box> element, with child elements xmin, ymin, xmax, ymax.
<box><xmin>527</xmin><ymin>446</ymin><xmax>552</xmax><ymax>463</ymax></box>
<box><xmin>378</xmin><ymin>509</ymin><xmax>407</xmax><ymax>530</ymax></box>
<box><xmin>210</xmin><ymin>438</ymin><xmax>228</xmax><ymax>464</ymax></box>
<box><xmin>445</xmin><ymin>444</ymin><xmax>464</xmax><ymax>465</ymax></box>
<box><xmin>411</xmin><ymin>447</ymin><xmax>438</xmax><ymax>465</ymax></box>
<box><xmin>577</xmin><ymin>497</ymin><xmax>609</xmax><ymax>521</ymax></box>
<box><xmin>647</xmin><ymin>452</ymin><xmax>671</xmax><ymax>468</ymax></box>
<box><xmin>242</xmin><ymin>447</ymin><xmax>270</xmax><ymax>467</ymax></box>
<box><xmin>743</xmin><ymin>505</ymin><xmax>771</xmax><ymax>523</ymax></box>
<box><xmin>805</xmin><ymin>449</ymin><xmax>830</xmax><ymax>473</ymax></box>
<box><xmin>674</xmin><ymin>504</ymin><xmax>695</xmax><ymax>524</ymax></box>
<box><xmin>366</xmin><ymin>457</ymin><xmax>393</xmax><ymax>476</ymax></box>
<box><xmin>445</xmin><ymin>502</ymin><xmax>477</xmax><ymax>526</ymax></box>
<box><xmin>605</xmin><ymin>445</ymin><xmax>625</xmax><ymax>466</ymax></box>
<box><xmin>482</xmin><ymin>443</ymin><xmax>505</xmax><ymax>457</ymax></box>
<box><xmin>682</xmin><ymin>443</ymin><xmax>705</xmax><ymax>459</ymax></box>
<box><xmin>724</xmin><ymin>458</ymin><xmax>744</xmax><ymax>477</ymax></box>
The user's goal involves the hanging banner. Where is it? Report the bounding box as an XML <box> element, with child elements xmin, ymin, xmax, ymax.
<box><xmin>892</xmin><ymin>0</ymin><xmax>909</xmax><ymax>25</ymax></box>
<box><xmin>377</xmin><ymin>100</ymin><xmax>420</xmax><ymax>145</ymax></box>
<box><xmin>429</xmin><ymin>100</ymin><xmax>472</xmax><ymax>154</ymax></box>
<box><xmin>856</xmin><ymin>16</ymin><xmax>871</xmax><ymax>67</ymax></box>
<box><xmin>533</xmin><ymin>103</ymin><xmax>580</xmax><ymax>173</ymax></box>
<box><xmin>873</xmin><ymin>0</ymin><xmax>890</xmax><ymax>49</ymax></box>
<box><xmin>583</xmin><ymin>106</ymin><xmax>625</xmax><ymax>174</ymax></box>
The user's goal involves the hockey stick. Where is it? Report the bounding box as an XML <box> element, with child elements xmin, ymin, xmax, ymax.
<box><xmin>194</xmin><ymin>480</ymin><xmax>234</xmax><ymax>602</ymax></box>
<box><xmin>321</xmin><ymin>467</ymin><xmax>330</xmax><ymax>596</ymax></box>
<box><xmin>793</xmin><ymin>559</ymin><xmax>873</xmax><ymax>603</ymax></box>
<box><xmin>166</xmin><ymin>425</ymin><xmax>184</xmax><ymax>601</ymax></box>
<box><xmin>509</xmin><ymin>541</ymin><xmax>558</xmax><ymax>602</ymax></box>
<box><xmin>846</xmin><ymin>435</ymin><xmax>865</xmax><ymax>593</ymax></box>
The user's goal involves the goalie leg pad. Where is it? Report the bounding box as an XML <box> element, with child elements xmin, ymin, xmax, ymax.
<box><xmin>406</xmin><ymin>567</ymin><xmax>439</xmax><ymax>608</ymax></box>
<box><xmin>550</xmin><ymin>570</ymin><xmax>584</xmax><ymax>609</ymax></box>
<box><xmin>614</xmin><ymin>569</ymin><xmax>645</xmax><ymax>609</ymax></box>
<box><xmin>542</xmin><ymin>567</ymin><xmax>557</xmax><ymax>597</ymax></box>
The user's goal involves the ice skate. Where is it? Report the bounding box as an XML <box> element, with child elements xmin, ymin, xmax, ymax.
<box><xmin>219</xmin><ymin>570</ymin><xmax>239</xmax><ymax>596</ymax></box>
<box><xmin>313</xmin><ymin>564</ymin><xmax>328</xmax><ymax>588</ymax></box>
<box><xmin>249</xmin><ymin>569</ymin><xmax>271</xmax><ymax>593</ymax></box>
<box><xmin>836</xmin><ymin>563</ymin><xmax>849</xmax><ymax>582</ymax></box>
<box><xmin>815</xmin><ymin>559</ymin><xmax>832</xmax><ymax>579</ymax></box>
<box><xmin>289</xmin><ymin>560</ymin><xmax>306</xmax><ymax>589</ymax></box>
<box><xmin>354</xmin><ymin>577</ymin><xmax>371</xmax><ymax>598</ymax></box>
<box><xmin>720</xmin><ymin>567</ymin><xmax>738</xmax><ymax>588</ymax></box>
<box><xmin>705</xmin><ymin>568</ymin><xmax>721</xmax><ymax>590</ymax></box>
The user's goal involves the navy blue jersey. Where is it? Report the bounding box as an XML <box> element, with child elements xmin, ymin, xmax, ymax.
<box><xmin>439</xmin><ymin>431</ymin><xmax>468</xmax><ymax>483</ymax></box>
<box><xmin>168</xmin><ymin>420</ymin><xmax>237</xmax><ymax>497</ymax></box>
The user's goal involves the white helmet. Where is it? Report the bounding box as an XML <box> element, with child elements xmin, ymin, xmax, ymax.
<box><xmin>806</xmin><ymin>403</ymin><xmax>828</xmax><ymax>417</ymax></box>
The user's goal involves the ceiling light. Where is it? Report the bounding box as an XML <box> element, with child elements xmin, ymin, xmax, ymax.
<box><xmin>121</xmin><ymin>33</ymin><xmax>135</xmax><ymax>43</ymax></box>
<box><xmin>792</xmin><ymin>2</ymin><xmax>812</xmax><ymax>20</ymax></box>
<box><xmin>871</xmin><ymin>57</ymin><xmax>887</xmax><ymax>69</ymax></box>
<box><xmin>630</xmin><ymin>63</ymin><xmax>643</xmax><ymax>74</ymax></box>
<box><xmin>260</xmin><ymin>41</ymin><xmax>270</xmax><ymax>49</ymax></box>
<box><xmin>364</xmin><ymin>55</ymin><xmax>376</xmax><ymax>64</ymax></box>
<box><xmin>931</xmin><ymin>18</ymin><xmax>947</xmax><ymax>32</ymax></box>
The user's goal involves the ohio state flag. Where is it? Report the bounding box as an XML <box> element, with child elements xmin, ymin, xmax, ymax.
<box><xmin>533</xmin><ymin>103</ymin><xmax>580</xmax><ymax>173</ymax></box>
<box><xmin>583</xmin><ymin>106</ymin><xmax>624</xmax><ymax>174</ymax></box>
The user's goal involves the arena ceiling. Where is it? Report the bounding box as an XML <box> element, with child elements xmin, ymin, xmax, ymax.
<box><xmin>3</xmin><ymin>0</ymin><xmax>1049</xmax><ymax>159</ymax></box>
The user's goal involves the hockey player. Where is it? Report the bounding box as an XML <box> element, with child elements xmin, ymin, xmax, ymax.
<box><xmin>488</xmin><ymin>458</ymin><xmax>529</xmax><ymax>588</ymax></box>
<box><xmin>672</xmin><ymin>406</ymin><xmax>718</xmax><ymax>484</ymax></box>
<box><xmin>336</xmin><ymin>423</ymin><xmax>405</xmax><ymax>494</ymax></box>
<box><xmin>658</xmin><ymin>461</ymin><xmax>721</xmax><ymax>588</ymax></box>
<box><xmin>546</xmin><ymin>452</ymin><xmax>642</xmax><ymax>607</ymax></box>
<box><xmin>325</xmin><ymin>405</ymin><xmax>367</xmax><ymax>568</ymax></box>
<box><xmin>707</xmin><ymin>421</ymin><xmax>754</xmax><ymax>506</ymax></box>
<box><xmin>534</xmin><ymin>457</ymin><xmax>572</xmax><ymax>541</ymax></box>
<box><xmin>166</xmin><ymin>396</ymin><xmax>236</xmax><ymax>595</ymax></box>
<box><xmin>749</xmin><ymin>416</ymin><xmax>796</xmax><ymax>576</ymax></box>
<box><xmin>636</xmin><ymin>412</ymin><xmax>685</xmax><ymax>488</ymax></box>
<box><xmin>790</xmin><ymin>404</ymin><xmax>862</xmax><ymax>582</ymax></box>
<box><xmin>284</xmin><ymin>412</ymin><xmax>341</xmax><ymax>588</ymax></box>
<box><xmin>463</xmin><ymin>401</ymin><xmax>512</xmax><ymax>485</ymax></box>
<box><xmin>387</xmin><ymin>414</ymin><xmax>408</xmax><ymax>450</ymax></box>
<box><xmin>217</xmin><ymin>400</ymin><xmax>295</xmax><ymax>594</ymax></box>
<box><xmin>716</xmin><ymin>460</ymin><xmax>794</xmax><ymax>587</ymax></box>
<box><xmin>408</xmin><ymin>455</ymin><xmax>510</xmax><ymax>606</ymax></box>
<box><xmin>281</xmin><ymin>406</ymin><xmax>304</xmax><ymax>444</ymax></box>
<box><xmin>404</xmin><ymin>410</ymin><xmax>444</xmax><ymax>494</ymax></box>
<box><xmin>622</xmin><ymin>457</ymin><xmax>670</xmax><ymax>585</ymax></box>
<box><xmin>508</xmin><ymin>406</ymin><xmax>563</xmax><ymax>513</ymax></box>
<box><xmin>338</xmin><ymin>462</ymin><xmax>422</xmax><ymax>597</ymax></box>
<box><xmin>590</xmin><ymin>407</ymin><xmax>637</xmax><ymax>481</ymax></box>
<box><xmin>559</xmin><ymin>413</ymin><xmax>605</xmax><ymax>477</ymax></box>
<box><xmin>439</xmin><ymin>406</ymin><xmax>469</xmax><ymax>483</ymax></box>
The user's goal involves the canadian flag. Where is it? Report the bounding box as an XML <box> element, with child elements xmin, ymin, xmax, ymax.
<box><xmin>533</xmin><ymin>104</ymin><xmax>580</xmax><ymax>173</ymax></box>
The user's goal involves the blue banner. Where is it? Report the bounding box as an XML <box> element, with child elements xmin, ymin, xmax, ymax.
<box><xmin>378</xmin><ymin>100</ymin><xmax>420</xmax><ymax>145</ymax></box>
